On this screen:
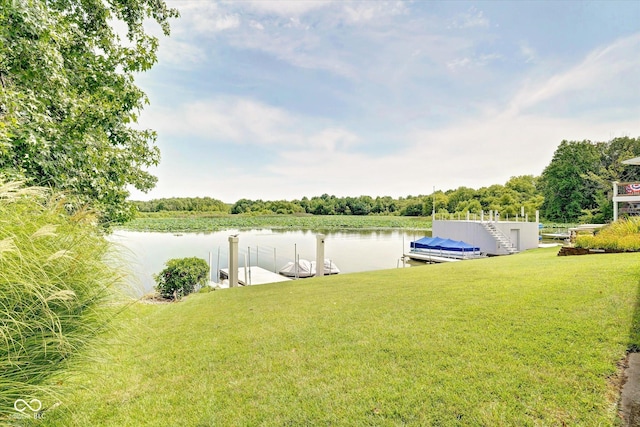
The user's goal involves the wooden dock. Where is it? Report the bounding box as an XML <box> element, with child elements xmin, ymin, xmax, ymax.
<box><xmin>218</xmin><ymin>266</ymin><xmax>291</xmax><ymax>287</ymax></box>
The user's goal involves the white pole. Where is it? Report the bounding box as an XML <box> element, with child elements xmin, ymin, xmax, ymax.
<box><xmin>613</xmin><ymin>181</ymin><xmax>619</xmax><ymax>221</ymax></box>
<box><xmin>247</xmin><ymin>247</ymin><xmax>251</xmax><ymax>285</ymax></box>
<box><xmin>208</xmin><ymin>251</ymin><xmax>212</xmax><ymax>282</ymax></box>
<box><xmin>294</xmin><ymin>244</ymin><xmax>298</xmax><ymax>279</ymax></box>
<box><xmin>273</xmin><ymin>248</ymin><xmax>277</xmax><ymax>273</ymax></box>
<box><xmin>243</xmin><ymin>254</ymin><xmax>248</xmax><ymax>285</ymax></box>
<box><xmin>228</xmin><ymin>235</ymin><xmax>239</xmax><ymax>288</ymax></box>
<box><xmin>316</xmin><ymin>234</ymin><xmax>326</xmax><ymax>277</ymax></box>
<box><xmin>216</xmin><ymin>247</ymin><xmax>220</xmax><ymax>284</ymax></box>
<box><xmin>432</xmin><ymin>186</ymin><xmax>435</xmax><ymax>220</ymax></box>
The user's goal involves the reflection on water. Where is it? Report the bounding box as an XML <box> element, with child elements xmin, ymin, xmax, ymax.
<box><xmin>109</xmin><ymin>228</ymin><xmax>432</xmax><ymax>294</ymax></box>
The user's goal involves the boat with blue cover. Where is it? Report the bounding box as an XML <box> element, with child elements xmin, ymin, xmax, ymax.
<box><xmin>405</xmin><ymin>236</ymin><xmax>485</xmax><ymax>263</ymax></box>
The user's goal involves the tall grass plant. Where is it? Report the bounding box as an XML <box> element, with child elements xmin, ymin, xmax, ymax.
<box><xmin>575</xmin><ymin>217</ymin><xmax>640</xmax><ymax>250</ymax></box>
<box><xmin>0</xmin><ymin>181</ymin><xmax>127</xmax><ymax>420</ymax></box>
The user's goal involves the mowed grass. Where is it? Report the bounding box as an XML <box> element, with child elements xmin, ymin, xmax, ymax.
<box><xmin>43</xmin><ymin>247</ymin><xmax>640</xmax><ymax>426</ymax></box>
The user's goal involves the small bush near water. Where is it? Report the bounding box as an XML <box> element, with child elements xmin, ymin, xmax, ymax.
<box><xmin>154</xmin><ymin>257</ymin><xmax>209</xmax><ymax>300</ymax></box>
<box><xmin>575</xmin><ymin>217</ymin><xmax>640</xmax><ymax>251</ymax></box>
<box><xmin>0</xmin><ymin>182</ymin><xmax>125</xmax><ymax>420</ymax></box>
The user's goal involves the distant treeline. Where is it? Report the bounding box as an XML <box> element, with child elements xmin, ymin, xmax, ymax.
<box><xmin>132</xmin><ymin>137</ymin><xmax>640</xmax><ymax>223</ymax></box>
<box><xmin>133</xmin><ymin>197</ymin><xmax>229</xmax><ymax>213</ymax></box>
<box><xmin>133</xmin><ymin>175</ymin><xmax>543</xmax><ymax>218</ymax></box>
<box><xmin>230</xmin><ymin>176</ymin><xmax>542</xmax><ymax>217</ymax></box>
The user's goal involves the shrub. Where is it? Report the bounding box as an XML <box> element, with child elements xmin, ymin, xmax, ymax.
<box><xmin>574</xmin><ymin>235</ymin><xmax>596</xmax><ymax>249</ymax></box>
<box><xmin>154</xmin><ymin>257</ymin><xmax>209</xmax><ymax>300</ymax></box>
<box><xmin>0</xmin><ymin>181</ymin><xmax>125</xmax><ymax>419</ymax></box>
<box><xmin>574</xmin><ymin>217</ymin><xmax>640</xmax><ymax>251</ymax></box>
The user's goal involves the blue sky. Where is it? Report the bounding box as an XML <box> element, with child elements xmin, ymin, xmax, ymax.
<box><xmin>129</xmin><ymin>0</ymin><xmax>640</xmax><ymax>203</ymax></box>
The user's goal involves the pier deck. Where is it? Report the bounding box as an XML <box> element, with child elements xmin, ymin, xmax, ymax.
<box><xmin>218</xmin><ymin>266</ymin><xmax>291</xmax><ymax>287</ymax></box>
<box><xmin>403</xmin><ymin>252</ymin><xmax>462</xmax><ymax>263</ymax></box>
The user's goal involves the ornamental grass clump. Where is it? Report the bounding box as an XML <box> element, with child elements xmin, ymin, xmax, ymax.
<box><xmin>575</xmin><ymin>217</ymin><xmax>640</xmax><ymax>250</ymax></box>
<box><xmin>0</xmin><ymin>181</ymin><xmax>126</xmax><ymax>419</ymax></box>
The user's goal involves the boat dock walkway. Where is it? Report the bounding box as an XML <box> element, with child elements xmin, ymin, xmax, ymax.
<box><xmin>403</xmin><ymin>252</ymin><xmax>462</xmax><ymax>263</ymax></box>
<box><xmin>218</xmin><ymin>266</ymin><xmax>291</xmax><ymax>287</ymax></box>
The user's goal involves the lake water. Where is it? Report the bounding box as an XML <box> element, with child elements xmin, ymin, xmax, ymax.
<box><xmin>110</xmin><ymin>229</ymin><xmax>432</xmax><ymax>294</ymax></box>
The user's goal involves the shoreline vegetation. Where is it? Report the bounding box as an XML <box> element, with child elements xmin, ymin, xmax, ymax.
<box><xmin>40</xmin><ymin>247</ymin><xmax>639</xmax><ymax>425</ymax></box>
<box><xmin>117</xmin><ymin>214</ymin><xmax>435</xmax><ymax>233</ymax></box>
<box><xmin>117</xmin><ymin>212</ymin><xmax>575</xmax><ymax>236</ymax></box>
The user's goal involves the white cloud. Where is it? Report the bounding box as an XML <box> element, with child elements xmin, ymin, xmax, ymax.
<box><xmin>131</xmin><ymin>106</ymin><xmax>640</xmax><ymax>202</ymax></box>
<box><xmin>448</xmin><ymin>7</ymin><xmax>490</xmax><ymax>30</ymax></box>
<box><xmin>446</xmin><ymin>57</ymin><xmax>471</xmax><ymax>71</ymax></box>
<box><xmin>248</xmin><ymin>112</ymin><xmax>640</xmax><ymax>201</ymax></box>
<box><xmin>447</xmin><ymin>53</ymin><xmax>501</xmax><ymax>71</ymax></box>
<box><xmin>212</xmin><ymin>14</ymin><xmax>241</xmax><ymax>31</ymax></box>
<box><xmin>508</xmin><ymin>33</ymin><xmax>640</xmax><ymax>117</ymax></box>
<box><xmin>226</xmin><ymin>23</ymin><xmax>358</xmax><ymax>79</ymax></box>
<box><xmin>519</xmin><ymin>42</ymin><xmax>536</xmax><ymax>63</ymax></box>
<box><xmin>162</xmin><ymin>1</ymin><xmax>429</xmax><ymax>81</ymax></box>
<box><xmin>141</xmin><ymin>97</ymin><xmax>361</xmax><ymax>154</ymax></box>
<box><xmin>307</xmin><ymin>128</ymin><xmax>360</xmax><ymax>151</ymax></box>
<box><xmin>243</xmin><ymin>0</ymin><xmax>333</xmax><ymax>16</ymax></box>
<box><xmin>157</xmin><ymin>37</ymin><xmax>206</xmax><ymax>67</ymax></box>
<box><xmin>343</xmin><ymin>2</ymin><xmax>408</xmax><ymax>24</ymax></box>
<box><xmin>143</xmin><ymin>98</ymin><xmax>297</xmax><ymax>145</ymax></box>
<box><xmin>249</xmin><ymin>20</ymin><xmax>264</xmax><ymax>31</ymax></box>
<box><xmin>168</xmin><ymin>1</ymin><xmax>240</xmax><ymax>34</ymax></box>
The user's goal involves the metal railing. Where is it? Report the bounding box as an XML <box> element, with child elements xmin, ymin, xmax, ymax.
<box><xmin>432</xmin><ymin>211</ymin><xmax>534</xmax><ymax>222</ymax></box>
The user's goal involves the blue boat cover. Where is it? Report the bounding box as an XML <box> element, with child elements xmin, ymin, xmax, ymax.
<box><xmin>410</xmin><ymin>236</ymin><xmax>480</xmax><ymax>252</ymax></box>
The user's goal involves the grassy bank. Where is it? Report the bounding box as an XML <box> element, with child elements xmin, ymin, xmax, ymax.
<box><xmin>41</xmin><ymin>247</ymin><xmax>639</xmax><ymax>425</ymax></box>
<box><xmin>118</xmin><ymin>214</ymin><xmax>432</xmax><ymax>233</ymax></box>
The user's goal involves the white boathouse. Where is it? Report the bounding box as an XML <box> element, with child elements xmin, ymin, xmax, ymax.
<box><xmin>432</xmin><ymin>212</ymin><xmax>540</xmax><ymax>256</ymax></box>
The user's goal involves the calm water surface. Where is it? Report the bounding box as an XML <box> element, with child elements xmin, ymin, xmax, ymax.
<box><xmin>110</xmin><ymin>229</ymin><xmax>432</xmax><ymax>294</ymax></box>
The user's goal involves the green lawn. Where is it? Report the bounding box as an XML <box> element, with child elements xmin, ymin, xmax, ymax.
<box><xmin>39</xmin><ymin>247</ymin><xmax>639</xmax><ymax>426</ymax></box>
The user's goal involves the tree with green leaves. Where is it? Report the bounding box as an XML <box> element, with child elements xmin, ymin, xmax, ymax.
<box><xmin>505</xmin><ymin>175</ymin><xmax>539</xmax><ymax>199</ymax></box>
<box><xmin>539</xmin><ymin>140</ymin><xmax>601</xmax><ymax>222</ymax></box>
<box><xmin>540</xmin><ymin>137</ymin><xmax>640</xmax><ymax>223</ymax></box>
<box><xmin>582</xmin><ymin>137</ymin><xmax>640</xmax><ymax>223</ymax></box>
<box><xmin>0</xmin><ymin>0</ymin><xmax>178</xmax><ymax>224</ymax></box>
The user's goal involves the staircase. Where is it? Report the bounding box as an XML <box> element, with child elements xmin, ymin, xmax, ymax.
<box><xmin>481</xmin><ymin>222</ymin><xmax>519</xmax><ymax>254</ymax></box>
